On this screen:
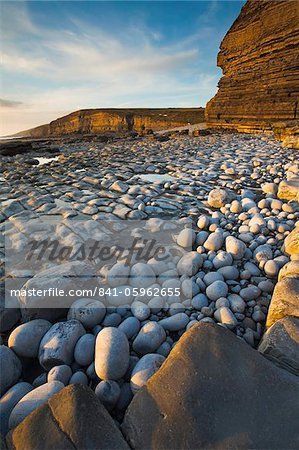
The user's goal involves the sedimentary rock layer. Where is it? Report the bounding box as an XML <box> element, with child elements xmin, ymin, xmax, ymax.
<box><xmin>205</xmin><ymin>0</ymin><xmax>299</xmax><ymax>133</ymax></box>
<box><xmin>15</xmin><ymin>108</ymin><xmax>204</xmax><ymax>138</ymax></box>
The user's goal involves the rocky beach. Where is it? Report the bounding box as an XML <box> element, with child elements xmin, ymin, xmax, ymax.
<box><xmin>1</xmin><ymin>0</ymin><xmax>299</xmax><ymax>449</ymax></box>
<box><xmin>1</xmin><ymin>129</ymin><xmax>298</xmax><ymax>448</ymax></box>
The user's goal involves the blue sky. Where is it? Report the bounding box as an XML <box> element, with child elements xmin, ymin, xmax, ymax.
<box><xmin>1</xmin><ymin>1</ymin><xmax>245</xmax><ymax>135</ymax></box>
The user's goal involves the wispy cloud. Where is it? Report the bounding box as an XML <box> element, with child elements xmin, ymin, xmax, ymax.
<box><xmin>0</xmin><ymin>98</ymin><xmax>23</xmax><ymax>108</ymax></box>
<box><xmin>0</xmin><ymin>2</ymin><xmax>220</xmax><ymax>135</ymax></box>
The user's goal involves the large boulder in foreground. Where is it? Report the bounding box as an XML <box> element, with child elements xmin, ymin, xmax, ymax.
<box><xmin>258</xmin><ymin>317</ymin><xmax>299</xmax><ymax>376</ymax></box>
<box><xmin>122</xmin><ymin>323</ymin><xmax>299</xmax><ymax>450</ymax></box>
<box><xmin>266</xmin><ymin>277</ymin><xmax>299</xmax><ymax>329</ymax></box>
<box><xmin>6</xmin><ymin>385</ymin><xmax>130</xmax><ymax>449</ymax></box>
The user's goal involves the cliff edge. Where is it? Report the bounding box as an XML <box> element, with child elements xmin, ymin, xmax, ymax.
<box><xmin>205</xmin><ymin>0</ymin><xmax>299</xmax><ymax>147</ymax></box>
<box><xmin>13</xmin><ymin>108</ymin><xmax>204</xmax><ymax>138</ymax></box>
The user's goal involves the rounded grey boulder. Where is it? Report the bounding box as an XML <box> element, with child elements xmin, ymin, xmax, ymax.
<box><xmin>47</xmin><ymin>365</ymin><xmax>72</xmax><ymax>385</ymax></box>
<box><xmin>228</xmin><ymin>294</ymin><xmax>246</xmax><ymax>314</ymax></box>
<box><xmin>133</xmin><ymin>322</ymin><xmax>166</xmax><ymax>355</ymax></box>
<box><xmin>0</xmin><ymin>382</ymin><xmax>33</xmax><ymax>435</ymax></box>
<box><xmin>118</xmin><ymin>317</ymin><xmax>141</xmax><ymax>339</ymax></box>
<box><xmin>176</xmin><ymin>228</ymin><xmax>196</xmax><ymax>248</ymax></box>
<box><xmin>213</xmin><ymin>251</ymin><xmax>233</xmax><ymax>269</ymax></box>
<box><xmin>0</xmin><ymin>346</ymin><xmax>22</xmax><ymax>397</ymax></box>
<box><xmin>67</xmin><ymin>299</ymin><xmax>106</xmax><ymax>329</ymax></box>
<box><xmin>158</xmin><ymin>313</ymin><xmax>189</xmax><ymax>331</ymax></box>
<box><xmin>95</xmin><ymin>327</ymin><xmax>130</xmax><ymax>380</ymax></box>
<box><xmin>214</xmin><ymin>307</ymin><xmax>238</xmax><ymax>327</ymax></box>
<box><xmin>69</xmin><ymin>371</ymin><xmax>88</xmax><ymax>385</ymax></box>
<box><xmin>107</xmin><ymin>263</ymin><xmax>130</xmax><ymax>287</ymax></box>
<box><xmin>177</xmin><ymin>252</ymin><xmax>203</xmax><ymax>276</ymax></box>
<box><xmin>8</xmin><ymin>319</ymin><xmax>52</xmax><ymax>358</ymax></box>
<box><xmin>253</xmin><ymin>244</ymin><xmax>273</xmax><ymax>263</ymax></box>
<box><xmin>204</xmin><ymin>232</ymin><xmax>224</xmax><ymax>252</ymax></box>
<box><xmin>191</xmin><ymin>294</ymin><xmax>209</xmax><ymax>310</ymax></box>
<box><xmin>129</xmin><ymin>263</ymin><xmax>156</xmax><ymax>288</ymax></box>
<box><xmin>74</xmin><ymin>333</ymin><xmax>95</xmax><ymax>366</ymax></box>
<box><xmin>131</xmin><ymin>354</ymin><xmax>165</xmax><ymax>394</ymax></box>
<box><xmin>226</xmin><ymin>236</ymin><xmax>246</xmax><ymax>260</ymax></box>
<box><xmin>131</xmin><ymin>301</ymin><xmax>151</xmax><ymax>321</ymax></box>
<box><xmin>206</xmin><ymin>280</ymin><xmax>228</xmax><ymax>301</ymax></box>
<box><xmin>39</xmin><ymin>320</ymin><xmax>86</xmax><ymax>370</ymax></box>
<box><xmin>8</xmin><ymin>381</ymin><xmax>64</xmax><ymax>430</ymax></box>
<box><xmin>95</xmin><ymin>380</ymin><xmax>121</xmax><ymax>411</ymax></box>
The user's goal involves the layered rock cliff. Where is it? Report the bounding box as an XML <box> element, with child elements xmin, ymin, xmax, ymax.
<box><xmin>205</xmin><ymin>0</ymin><xmax>299</xmax><ymax>141</ymax></box>
<box><xmin>17</xmin><ymin>108</ymin><xmax>204</xmax><ymax>138</ymax></box>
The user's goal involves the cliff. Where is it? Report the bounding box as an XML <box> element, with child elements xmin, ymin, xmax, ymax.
<box><xmin>15</xmin><ymin>108</ymin><xmax>204</xmax><ymax>138</ymax></box>
<box><xmin>205</xmin><ymin>0</ymin><xmax>299</xmax><ymax>143</ymax></box>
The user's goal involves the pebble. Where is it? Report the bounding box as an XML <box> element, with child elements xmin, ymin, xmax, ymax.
<box><xmin>8</xmin><ymin>319</ymin><xmax>52</xmax><ymax>358</ymax></box>
<box><xmin>228</xmin><ymin>294</ymin><xmax>246</xmax><ymax>313</ymax></box>
<box><xmin>8</xmin><ymin>381</ymin><xmax>64</xmax><ymax>430</ymax></box>
<box><xmin>2</xmin><ymin>132</ymin><xmax>298</xmax><ymax>419</ymax></box>
<box><xmin>118</xmin><ymin>317</ymin><xmax>141</xmax><ymax>339</ymax></box>
<box><xmin>0</xmin><ymin>382</ymin><xmax>33</xmax><ymax>436</ymax></box>
<box><xmin>131</xmin><ymin>301</ymin><xmax>151</xmax><ymax>321</ymax></box>
<box><xmin>39</xmin><ymin>320</ymin><xmax>86</xmax><ymax>370</ymax></box>
<box><xmin>253</xmin><ymin>244</ymin><xmax>273</xmax><ymax>263</ymax></box>
<box><xmin>196</xmin><ymin>231</ymin><xmax>209</xmax><ymax>245</ymax></box>
<box><xmin>74</xmin><ymin>333</ymin><xmax>95</xmax><ymax>366</ymax></box>
<box><xmin>156</xmin><ymin>341</ymin><xmax>172</xmax><ymax>357</ymax></box>
<box><xmin>208</xmin><ymin>188</ymin><xmax>230</xmax><ymax>208</ymax></box>
<box><xmin>32</xmin><ymin>373</ymin><xmax>47</xmax><ymax>388</ymax></box>
<box><xmin>214</xmin><ymin>307</ymin><xmax>238</xmax><ymax>327</ymax></box>
<box><xmin>191</xmin><ymin>293</ymin><xmax>209</xmax><ymax>310</ymax></box>
<box><xmin>95</xmin><ymin>380</ymin><xmax>121</xmax><ymax>411</ymax></box>
<box><xmin>0</xmin><ymin>346</ymin><xmax>22</xmax><ymax>397</ymax></box>
<box><xmin>130</xmin><ymin>263</ymin><xmax>156</xmax><ymax>288</ymax></box>
<box><xmin>203</xmin><ymin>272</ymin><xmax>224</xmax><ymax>285</ymax></box>
<box><xmin>226</xmin><ymin>236</ymin><xmax>246</xmax><ymax>259</ymax></box>
<box><xmin>69</xmin><ymin>371</ymin><xmax>88</xmax><ymax>386</ymax></box>
<box><xmin>239</xmin><ymin>286</ymin><xmax>261</xmax><ymax>300</ymax></box>
<box><xmin>158</xmin><ymin>313</ymin><xmax>189</xmax><ymax>331</ymax></box>
<box><xmin>176</xmin><ymin>228</ymin><xmax>196</xmax><ymax>248</ymax></box>
<box><xmin>213</xmin><ymin>251</ymin><xmax>233</xmax><ymax>269</ymax></box>
<box><xmin>115</xmin><ymin>382</ymin><xmax>133</xmax><ymax>413</ymax></box>
<box><xmin>197</xmin><ymin>215</ymin><xmax>210</xmax><ymax>229</ymax></box>
<box><xmin>47</xmin><ymin>365</ymin><xmax>72</xmax><ymax>385</ymax></box>
<box><xmin>130</xmin><ymin>354</ymin><xmax>165</xmax><ymax>394</ymax></box>
<box><xmin>177</xmin><ymin>252</ymin><xmax>203</xmax><ymax>276</ymax></box>
<box><xmin>264</xmin><ymin>260</ymin><xmax>280</xmax><ymax>278</ymax></box>
<box><xmin>217</xmin><ymin>266</ymin><xmax>239</xmax><ymax>280</ymax></box>
<box><xmin>107</xmin><ymin>263</ymin><xmax>130</xmax><ymax>287</ymax></box>
<box><xmin>95</xmin><ymin>327</ymin><xmax>130</xmax><ymax>380</ymax></box>
<box><xmin>133</xmin><ymin>322</ymin><xmax>166</xmax><ymax>355</ymax></box>
<box><xmin>206</xmin><ymin>280</ymin><xmax>228</xmax><ymax>301</ymax></box>
<box><xmin>203</xmin><ymin>231</ymin><xmax>224</xmax><ymax>252</ymax></box>
<box><xmin>101</xmin><ymin>313</ymin><xmax>122</xmax><ymax>327</ymax></box>
<box><xmin>67</xmin><ymin>299</ymin><xmax>106</xmax><ymax>329</ymax></box>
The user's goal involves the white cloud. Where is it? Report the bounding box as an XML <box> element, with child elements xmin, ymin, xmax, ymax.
<box><xmin>0</xmin><ymin>2</ymin><xmax>218</xmax><ymax>135</ymax></box>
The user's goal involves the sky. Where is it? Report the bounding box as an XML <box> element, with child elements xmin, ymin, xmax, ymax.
<box><xmin>0</xmin><ymin>0</ymin><xmax>245</xmax><ymax>136</ymax></box>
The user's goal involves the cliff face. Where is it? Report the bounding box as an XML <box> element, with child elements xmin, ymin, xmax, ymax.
<box><xmin>205</xmin><ymin>0</ymin><xmax>299</xmax><ymax>135</ymax></box>
<box><xmin>19</xmin><ymin>108</ymin><xmax>204</xmax><ymax>138</ymax></box>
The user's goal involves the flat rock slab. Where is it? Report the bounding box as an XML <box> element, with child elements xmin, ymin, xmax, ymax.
<box><xmin>6</xmin><ymin>385</ymin><xmax>130</xmax><ymax>450</ymax></box>
<box><xmin>122</xmin><ymin>323</ymin><xmax>299</xmax><ymax>450</ymax></box>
